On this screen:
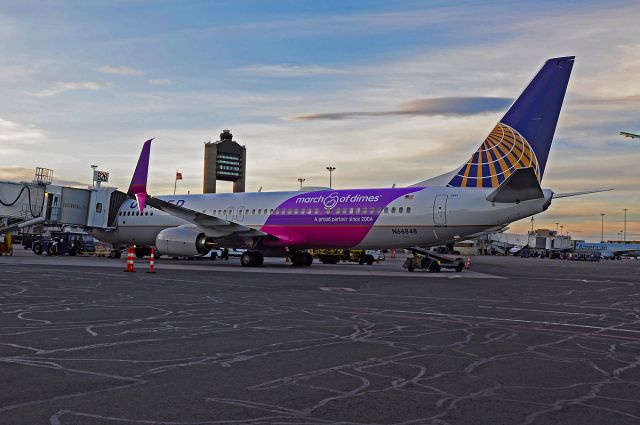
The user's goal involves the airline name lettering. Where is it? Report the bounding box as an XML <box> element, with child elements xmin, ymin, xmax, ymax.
<box><xmin>130</xmin><ymin>199</ymin><xmax>185</xmax><ymax>208</ymax></box>
<box><xmin>295</xmin><ymin>192</ymin><xmax>381</xmax><ymax>210</ymax></box>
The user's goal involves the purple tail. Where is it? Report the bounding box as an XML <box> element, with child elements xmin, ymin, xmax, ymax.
<box><xmin>127</xmin><ymin>138</ymin><xmax>153</xmax><ymax>212</ymax></box>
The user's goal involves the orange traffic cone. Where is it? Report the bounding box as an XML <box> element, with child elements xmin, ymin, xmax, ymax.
<box><xmin>465</xmin><ymin>256</ymin><xmax>471</xmax><ymax>269</ymax></box>
<box><xmin>147</xmin><ymin>248</ymin><xmax>156</xmax><ymax>274</ymax></box>
<box><xmin>124</xmin><ymin>246</ymin><xmax>135</xmax><ymax>272</ymax></box>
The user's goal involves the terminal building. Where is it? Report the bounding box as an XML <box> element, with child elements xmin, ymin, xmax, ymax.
<box><xmin>203</xmin><ymin>130</ymin><xmax>246</xmax><ymax>193</ymax></box>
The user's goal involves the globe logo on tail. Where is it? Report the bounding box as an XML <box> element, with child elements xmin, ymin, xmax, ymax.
<box><xmin>448</xmin><ymin>123</ymin><xmax>540</xmax><ymax>188</ymax></box>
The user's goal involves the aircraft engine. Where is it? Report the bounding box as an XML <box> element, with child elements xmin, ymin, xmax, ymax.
<box><xmin>155</xmin><ymin>226</ymin><xmax>212</xmax><ymax>257</ymax></box>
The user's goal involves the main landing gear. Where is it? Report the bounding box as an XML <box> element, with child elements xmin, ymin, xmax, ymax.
<box><xmin>240</xmin><ymin>251</ymin><xmax>264</xmax><ymax>267</ymax></box>
<box><xmin>290</xmin><ymin>251</ymin><xmax>313</xmax><ymax>267</ymax></box>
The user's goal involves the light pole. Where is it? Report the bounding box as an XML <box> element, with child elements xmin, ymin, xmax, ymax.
<box><xmin>556</xmin><ymin>222</ymin><xmax>559</xmax><ymax>234</ymax></box>
<box><xmin>90</xmin><ymin>165</ymin><xmax>98</xmax><ymax>187</ymax></box>
<box><xmin>600</xmin><ymin>213</ymin><xmax>605</xmax><ymax>243</ymax></box>
<box><xmin>326</xmin><ymin>166</ymin><xmax>336</xmax><ymax>188</ymax></box>
<box><xmin>560</xmin><ymin>225</ymin><xmax>563</xmax><ymax>238</ymax></box>
<box><xmin>623</xmin><ymin>208</ymin><xmax>628</xmax><ymax>243</ymax></box>
<box><xmin>297</xmin><ymin>178</ymin><xmax>306</xmax><ymax>190</ymax></box>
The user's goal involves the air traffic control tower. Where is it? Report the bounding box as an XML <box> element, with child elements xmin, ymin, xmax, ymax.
<box><xmin>203</xmin><ymin>130</ymin><xmax>246</xmax><ymax>193</ymax></box>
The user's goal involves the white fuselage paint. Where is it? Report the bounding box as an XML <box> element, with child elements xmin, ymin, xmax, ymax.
<box><xmin>90</xmin><ymin>187</ymin><xmax>553</xmax><ymax>251</ymax></box>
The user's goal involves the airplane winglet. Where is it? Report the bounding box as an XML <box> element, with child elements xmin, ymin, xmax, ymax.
<box><xmin>127</xmin><ymin>138</ymin><xmax>153</xmax><ymax>212</ymax></box>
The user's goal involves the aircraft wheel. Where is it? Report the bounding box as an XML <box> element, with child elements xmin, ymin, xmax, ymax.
<box><xmin>428</xmin><ymin>261</ymin><xmax>441</xmax><ymax>273</ymax></box>
<box><xmin>253</xmin><ymin>252</ymin><xmax>264</xmax><ymax>267</ymax></box>
<box><xmin>303</xmin><ymin>252</ymin><xmax>313</xmax><ymax>267</ymax></box>
<box><xmin>290</xmin><ymin>252</ymin><xmax>305</xmax><ymax>267</ymax></box>
<box><xmin>241</xmin><ymin>252</ymin><xmax>253</xmax><ymax>267</ymax></box>
<box><xmin>33</xmin><ymin>242</ymin><xmax>43</xmax><ymax>255</ymax></box>
<box><xmin>365</xmin><ymin>255</ymin><xmax>374</xmax><ymax>266</ymax></box>
<box><xmin>455</xmin><ymin>262</ymin><xmax>464</xmax><ymax>272</ymax></box>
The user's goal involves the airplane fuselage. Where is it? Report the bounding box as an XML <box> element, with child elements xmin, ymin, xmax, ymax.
<box><xmin>91</xmin><ymin>186</ymin><xmax>552</xmax><ymax>251</ymax></box>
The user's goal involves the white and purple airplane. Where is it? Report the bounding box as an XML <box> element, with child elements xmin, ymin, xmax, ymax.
<box><xmin>92</xmin><ymin>56</ymin><xmax>603</xmax><ymax>267</ymax></box>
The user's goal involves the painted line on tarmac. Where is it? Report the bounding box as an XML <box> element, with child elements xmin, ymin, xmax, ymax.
<box><xmin>478</xmin><ymin>305</ymin><xmax>600</xmax><ymax>317</ymax></box>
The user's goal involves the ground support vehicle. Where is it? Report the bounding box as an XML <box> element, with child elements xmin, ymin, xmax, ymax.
<box><xmin>314</xmin><ymin>249</ymin><xmax>379</xmax><ymax>265</ymax></box>
<box><xmin>403</xmin><ymin>248</ymin><xmax>464</xmax><ymax>273</ymax></box>
<box><xmin>32</xmin><ymin>231</ymin><xmax>95</xmax><ymax>256</ymax></box>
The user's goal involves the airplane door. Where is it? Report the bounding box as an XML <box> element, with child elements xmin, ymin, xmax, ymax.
<box><xmin>433</xmin><ymin>195</ymin><xmax>447</xmax><ymax>226</ymax></box>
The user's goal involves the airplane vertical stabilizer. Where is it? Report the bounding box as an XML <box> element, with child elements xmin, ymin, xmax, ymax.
<box><xmin>416</xmin><ymin>56</ymin><xmax>574</xmax><ymax>189</ymax></box>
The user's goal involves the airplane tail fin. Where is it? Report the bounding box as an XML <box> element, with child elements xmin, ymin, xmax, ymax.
<box><xmin>127</xmin><ymin>138</ymin><xmax>153</xmax><ymax>212</ymax></box>
<box><xmin>446</xmin><ymin>56</ymin><xmax>574</xmax><ymax>189</ymax></box>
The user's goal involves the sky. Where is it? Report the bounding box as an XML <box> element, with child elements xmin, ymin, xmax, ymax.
<box><xmin>1</xmin><ymin>0</ymin><xmax>639</xmax><ymax>241</ymax></box>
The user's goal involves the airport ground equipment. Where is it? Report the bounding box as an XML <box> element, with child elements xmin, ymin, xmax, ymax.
<box><xmin>403</xmin><ymin>248</ymin><xmax>465</xmax><ymax>273</ymax></box>
<box><xmin>1</xmin><ymin>175</ymin><xmax>129</xmax><ymax>233</ymax></box>
<box><xmin>313</xmin><ymin>249</ymin><xmax>379</xmax><ymax>265</ymax></box>
<box><xmin>31</xmin><ymin>230</ymin><xmax>96</xmax><ymax>256</ymax></box>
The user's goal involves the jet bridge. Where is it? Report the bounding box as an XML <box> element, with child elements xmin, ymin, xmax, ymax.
<box><xmin>0</xmin><ymin>178</ymin><xmax>128</xmax><ymax>234</ymax></box>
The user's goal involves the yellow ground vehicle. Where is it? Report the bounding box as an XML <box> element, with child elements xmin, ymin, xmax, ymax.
<box><xmin>313</xmin><ymin>249</ymin><xmax>378</xmax><ymax>265</ymax></box>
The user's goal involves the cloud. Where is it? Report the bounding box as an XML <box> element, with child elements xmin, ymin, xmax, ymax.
<box><xmin>0</xmin><ymin>65</ymin><xmax>32</xmax><ymax>82</ymax></box>
<box><xmin>97</xmin><ymin>66</ymin><xmax>145</xmax><ymax>76</ymax></box>
<box><xmin>0</xmin><ymin>166</ymin><xmax>35</xmax><ymax>182</ymax></box>
<box><xmin>148</xmin><ymin>78</ymin><xmax>172</xmax><ymax>86</ymax></box>
<box><xmin>240</xmin><ymin>64</ymin><xmax>347</xmax><ymax>77</ymax></box>
<box><xmin>30</xmin><ymin>81</ymin><xmax>111</xmax><ymax>97</ymax></box>
<box><xmin>292</xmin><ymin>97</ymin><xmax>512</xmax><ymax>120</ymax></box>
<box><xmin>0</xmin><ymin>117</ymin><xmax>45</xmax><ymax>143</ymax></box>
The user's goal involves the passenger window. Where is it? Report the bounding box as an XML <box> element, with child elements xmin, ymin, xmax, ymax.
<box><xmin>308</xmin><ymin>208</ymin><xmax>312</xmax><ymax>215</ymax></box>
<box><xmin>252</xmin><ymin>209</ymin><xmax>255</xmax><ymax>214</ymax></box>
<box><xmin>355</xmin><ymin>207</ymin><xmax>361</xmax><ymax>214</ymax></box>
<box><xmin>333</xmin><ymin>208</ymin><xmax>340</xmax><ymax>215</ymax></box>
<box><xmin>270</xmin><ymin>209</ymin><xmax>274</xmax><ymax>214</ymax></box>
<box><xmin>391</xmin><ymin>207</ymin><xmax>396</xmax><ymax>214</ymax></box>
<box><xmin>293</xmin><ymin>208</ymin><xmax>299</xmax><ymax>215</ymax></box>
<box><xmin>399</xmin><ymin>207</ymin><xmax>404</xmax><ymax>213</ymax></box>
<box><xmin>342</xmin><ymin>207</ymin><xmax>348</xmax><ymax>214</ymax></box>
<box><xmin>287</xmin><ymin>208</ymin><xmax>292</xmax><ymax>215</ymax></box>
<box><xmin>384</xmin><ymin>208</ymin><xmax>388</xmax><ymax>214</ymax></box>
<box><xmin>407</xmin><ymin>207</ymin><xmax>412</xmax><ymax>213</ymax></box>
<box><xmin>349</xmin><ymin>208</ymin><xmax>354</xmax><ymax>214</ymax></box>
<box><xmin>314</xmin><ymin>208</ymin><xmax>319</xmax><ymax>215</ymax></box>
<box><xmin>370</xmin><ymin>207</ymin><xmax>376</xmax><ymax>214</ymax></box>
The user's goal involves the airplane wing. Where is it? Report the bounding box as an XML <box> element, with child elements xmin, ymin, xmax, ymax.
<box><xmin>145</xmin><ymin>196</ymin><xmax>268</xmax><ymax>239</ymax></box>
<box><xmin>552</xmin><ymin>189</ymin><xmax>612</xmax><ymax>198</ymax></box>
<box><xmin>126</xmin><ymin>139</ymin><xmax>270</xmax><ymax>242</ymax></box>
<box><xmin>620</xmin><ymin>131</ymin><xmax>640</xmax><ymax>139</ymax></box>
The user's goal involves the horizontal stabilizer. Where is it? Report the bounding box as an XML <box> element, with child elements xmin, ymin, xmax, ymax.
<box><xmin>552</xmin><ymin>189</ymin><xmax>613</xmax><ymax>198</ymax></box>
<box><xmin>486</xmin><ymin>167</ymin><xmax>543</xmax><ymax>203</ymax></box>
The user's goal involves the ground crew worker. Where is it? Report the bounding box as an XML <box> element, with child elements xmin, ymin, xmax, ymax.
<box><xmin>3</xmin><ymin>231</ymin><xmax>13</xmax><ymax>256</ymax></box>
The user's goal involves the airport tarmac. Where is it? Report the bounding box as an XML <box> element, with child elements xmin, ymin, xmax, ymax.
<box><xmin>1</xmin><ymin>251</ymin><xmax>640</xmax><ymax>424</ymax></box>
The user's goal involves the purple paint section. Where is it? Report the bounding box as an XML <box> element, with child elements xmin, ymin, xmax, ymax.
<box><xmin>127</xmin><ymin>138</ymin><xmax>153</xmax><ymax>212</ymax></box>
<box><xmin>261</xmin><ymin>187</ymin><xmax>422</xmax><ymax>248</ymax></box>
